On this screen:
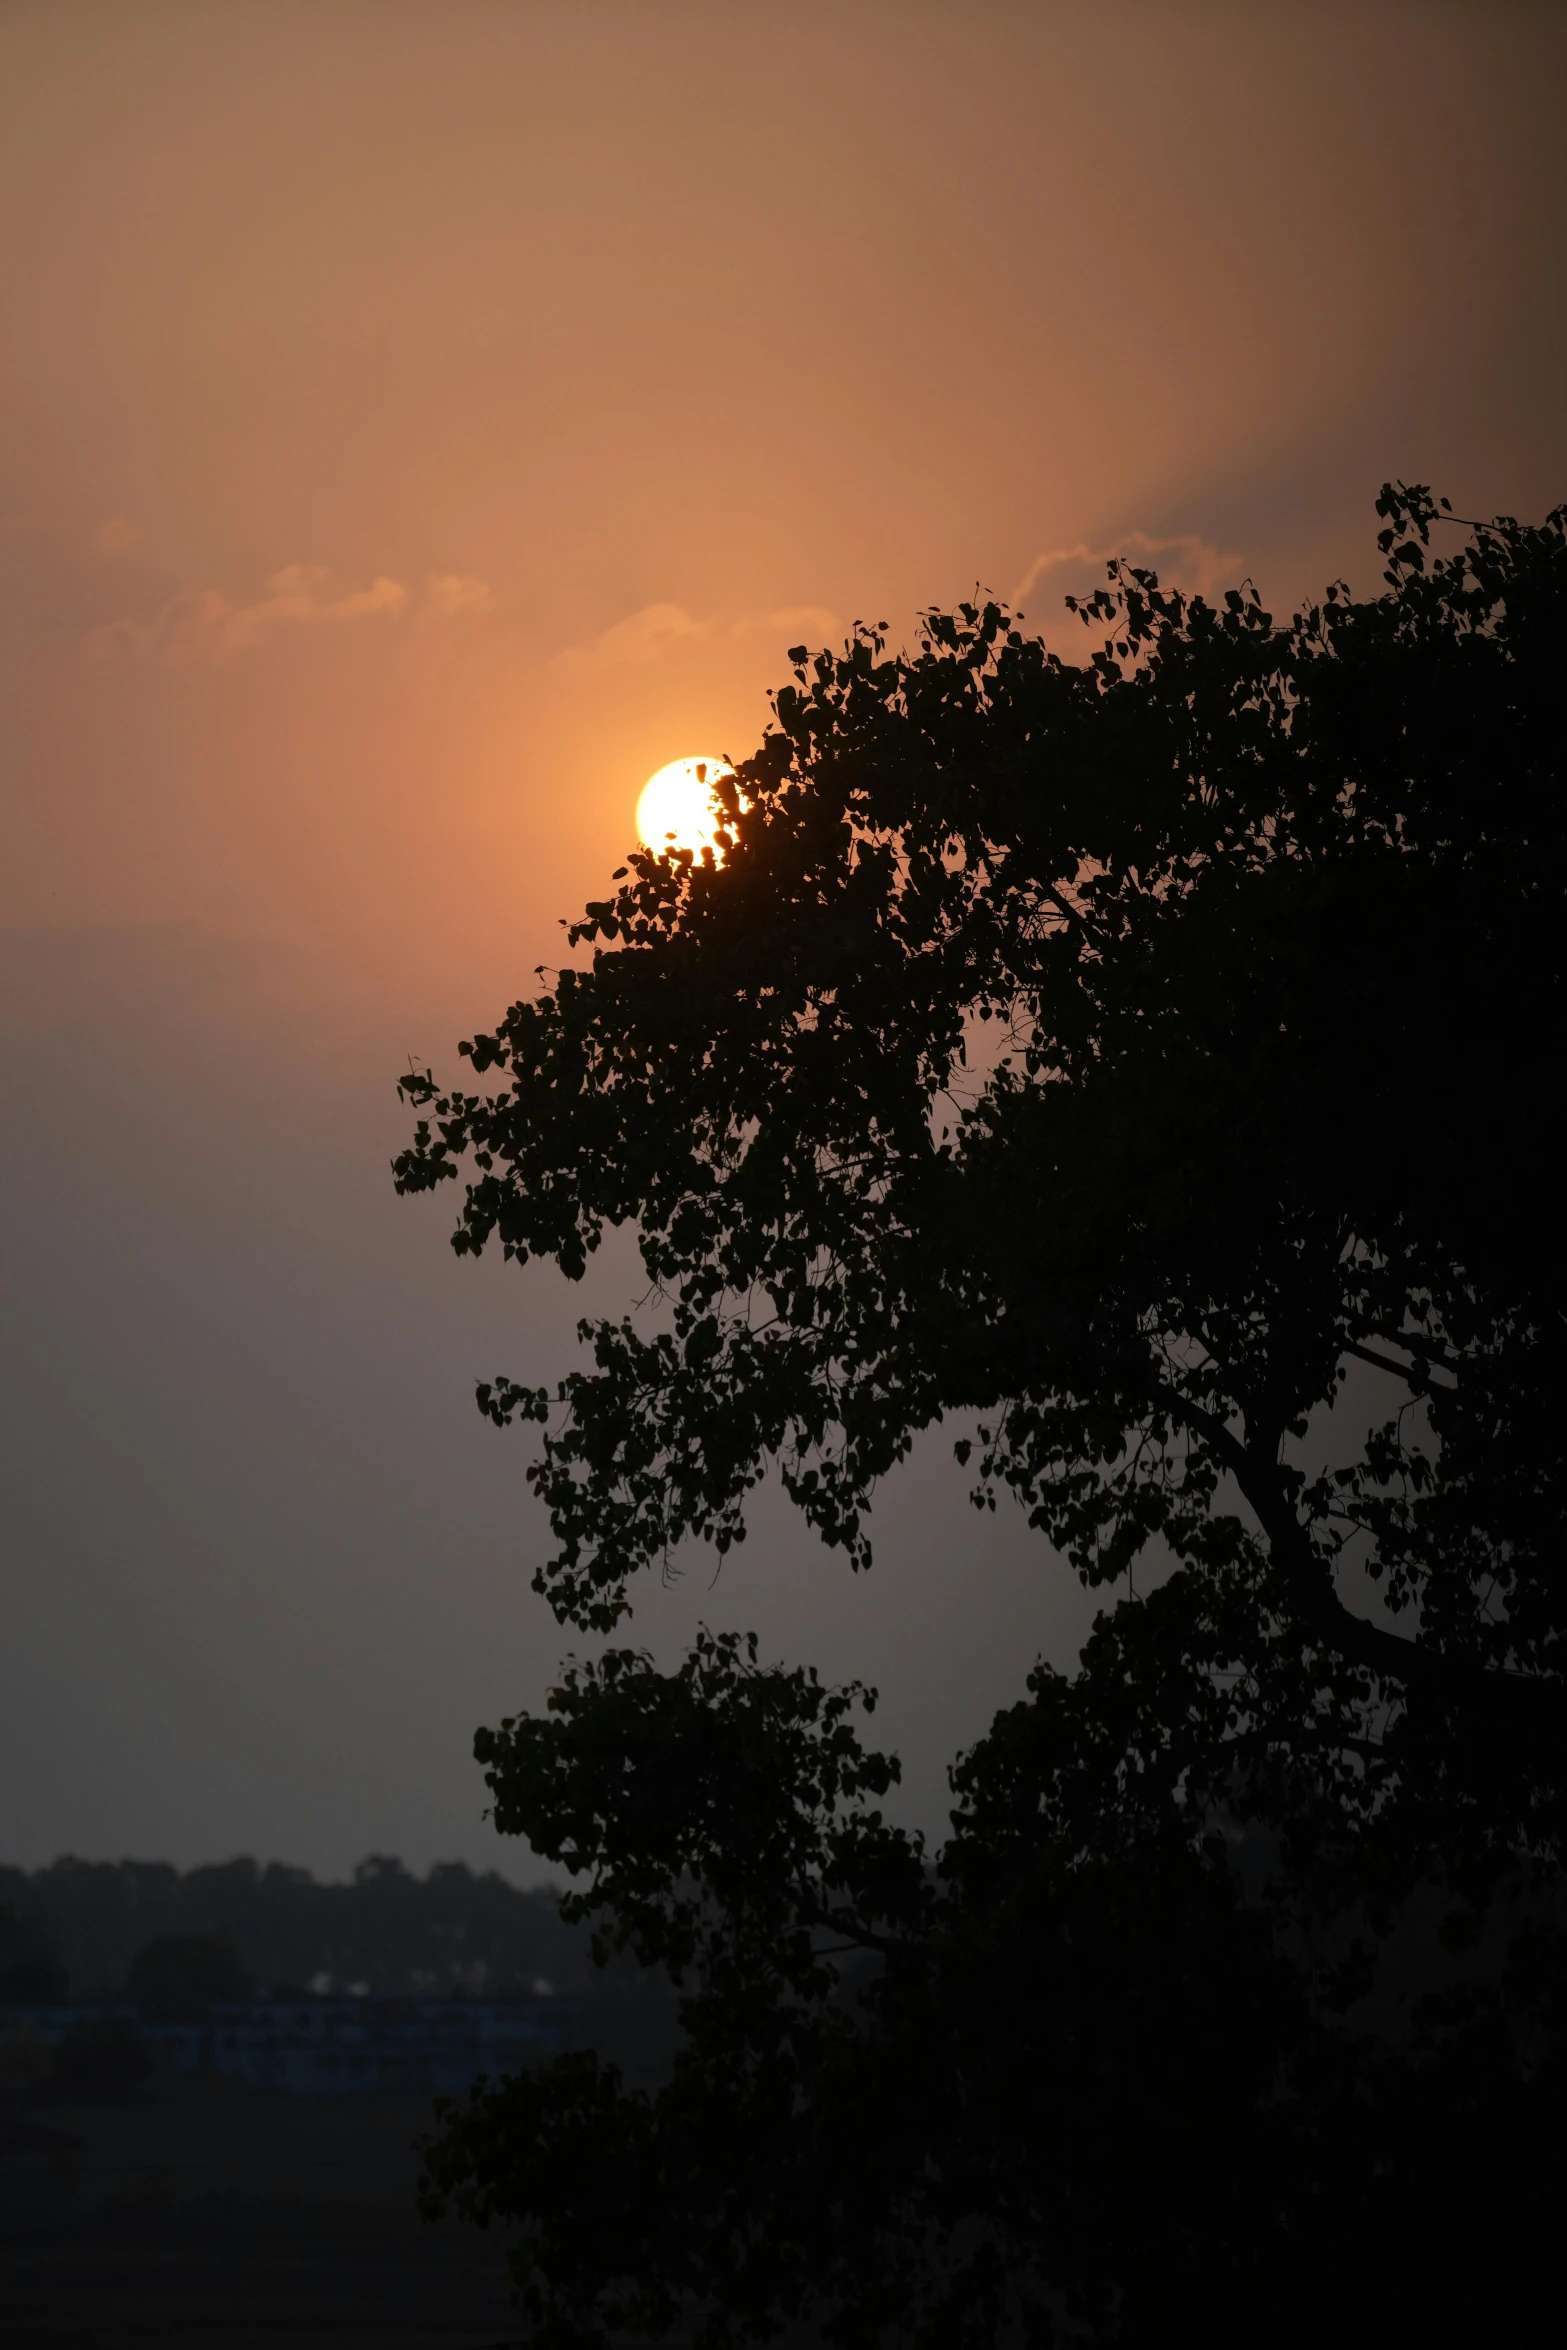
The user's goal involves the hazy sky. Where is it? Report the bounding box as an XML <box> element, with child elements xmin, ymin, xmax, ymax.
<box><xmin>3</xmin><ymin>1</ymin><xmax>1563</xmax><ymax>1880</ymax></box>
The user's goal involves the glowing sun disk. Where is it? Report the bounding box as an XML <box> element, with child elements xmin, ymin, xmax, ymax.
<box><xmin>636</xmin><ymin>756</ymin><xmax>733</xmax><ymax>860</ymax></box>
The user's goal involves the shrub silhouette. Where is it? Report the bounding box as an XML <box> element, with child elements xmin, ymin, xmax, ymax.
<box><xmin>0</xmin><ymin>1903</ymin><xmax>67</xmax><ymax>2004</ymax></box>
<box><xmin>126</xmin><ymin>1933</ymin><xmax>249</xmax><ymax>2021</ymax></box>
<box><xmin>52</xmin><ymin>2015</ymin><xmax>154</xmax><ymax>2102</ymax></box>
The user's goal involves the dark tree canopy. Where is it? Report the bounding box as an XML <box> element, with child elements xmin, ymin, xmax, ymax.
<box><xmin>401</xmin><ymin>489</ymin><xmax>1566</xmax><ymax>2348</ymax></box>
<box><xmin>0</xmin><ymin>1853</ymin><xmax>589</xmax><ymax>2001</ymax></box>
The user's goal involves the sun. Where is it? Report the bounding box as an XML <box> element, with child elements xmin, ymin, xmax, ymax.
<box><xmin>635</xmin><ymin>756</ymin><xmax>734</xmax><ymax>861</ymax></box>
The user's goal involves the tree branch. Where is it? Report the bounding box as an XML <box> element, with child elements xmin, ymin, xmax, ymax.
<box><xmin>1035</xmin><ymin>880</ymin><xmax>1110</xmax><ymax>958</ymax></box>
<box><xmin>794</xmin><ymin>1888</ymin><xmax>925</xmax><ymax>1962</ymax></box>
<box><xmin>1360</xmin><ymin>1325</ymin><xmax>1464</xmax><ymax>1375</ymax></box>
<box><xmin>1156</xmin><ymin>1387</ymin><xmax>1558</xmax><ymax>1713</ymax></box>
<box><xmin>1342</xmin><ymin>1338</ymin><xmax>1458</xmax><ymax>1389</ymax></box>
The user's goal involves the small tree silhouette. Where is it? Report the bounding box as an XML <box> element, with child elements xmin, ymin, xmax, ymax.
<box><xmin>126</xmin><ymin>1933</ymin><xmax>249</xmax><ymax>2021</ymax></box>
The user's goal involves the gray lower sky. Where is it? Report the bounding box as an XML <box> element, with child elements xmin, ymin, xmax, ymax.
<box><xmin>2</xmin><ymin>2</ymin><xmax>1562</xmax><ymax>1880</ymax></box>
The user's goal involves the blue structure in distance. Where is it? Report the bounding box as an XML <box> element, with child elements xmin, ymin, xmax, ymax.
<box><xmin>4</xmin><ymin>1996</ymin><xmax>572</xmax><ymax>2098</ymax></box>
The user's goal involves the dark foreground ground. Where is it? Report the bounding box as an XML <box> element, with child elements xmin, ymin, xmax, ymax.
<box><xmin>0</xmin><ymin>2074</ymin><xmax>517</xmax><ymax>2348</ymax></box>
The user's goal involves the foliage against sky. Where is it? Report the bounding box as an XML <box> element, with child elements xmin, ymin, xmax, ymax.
<box><xmin>409</xmin><ymin>492</ymin><xmax>1566</xmax><ymax>2344</ymax></box>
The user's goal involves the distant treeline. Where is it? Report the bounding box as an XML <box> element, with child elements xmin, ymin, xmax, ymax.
<box><xmin>0</xmin><ymin>1856</ymin><xmax>589</xmax><ymax>2000</ymax></box>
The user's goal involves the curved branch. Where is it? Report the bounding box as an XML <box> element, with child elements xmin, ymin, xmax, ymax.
<box><xmin>1157</xmin><ymin>1388</ymin><xmax>1559</xmax><ymax>1714</ymax></box>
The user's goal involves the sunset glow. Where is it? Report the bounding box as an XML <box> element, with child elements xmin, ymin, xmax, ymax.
<box><xmin>2</xmin><ymin>0</ymin><xmax>1561</xmax><ymax>1901</ymax></box>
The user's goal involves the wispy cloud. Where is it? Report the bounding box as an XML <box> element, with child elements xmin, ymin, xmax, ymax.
<box><xmin>86</xmin><ymin>564</ymin><xmax>408</xmax><ymax>662</ymax></box>
<box><xmin>424</xmin><ymin>571</ymin><xmax>494</xmax><ymax>619</ymax></box>
<box><xmin>555</xmin><ymin>600</ymin><xmax>841</xmax><ymax>677</ymax></box>
<box><xmin>83</xmin><ymin>563</ymin><xmax>494</xmax><ymax>662</ymax></box>
<box><xmin>1013</xmin><ymin>530</ymin><xmax>1242</xmax><ymax>615</ymax></box>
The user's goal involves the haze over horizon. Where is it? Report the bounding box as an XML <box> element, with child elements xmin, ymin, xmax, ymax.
<box><xmin>3</xmin><ymin>0</ymin><xmax>1563</xmax><ymax>1880</ymax></box>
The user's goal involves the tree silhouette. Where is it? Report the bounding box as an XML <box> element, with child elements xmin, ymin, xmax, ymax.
<box><xmin>401</xmin><ymin>488</ymin><xmax>1565</xmax><ymax>2347</ymax></box>
<box><xmin>0</xmin><ymin>1854</ymin><xmax>587</xmax><ymax>2001</ymax></box>
<box><xmin>0</xmin><ymin>1902</ymin><xmax>67</xmax><ymax>2002</ymax></box>
<box><xmin>125</xmin><ymin>1931</ymin><xmax>250</xmax><ymax>2020</ymax></box>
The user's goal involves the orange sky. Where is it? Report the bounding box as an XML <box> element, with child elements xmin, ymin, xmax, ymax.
<box><xmin>2</xmin><ymin>2</ymin><xmax>1563</xmax><ymax>1877</ymax></box>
